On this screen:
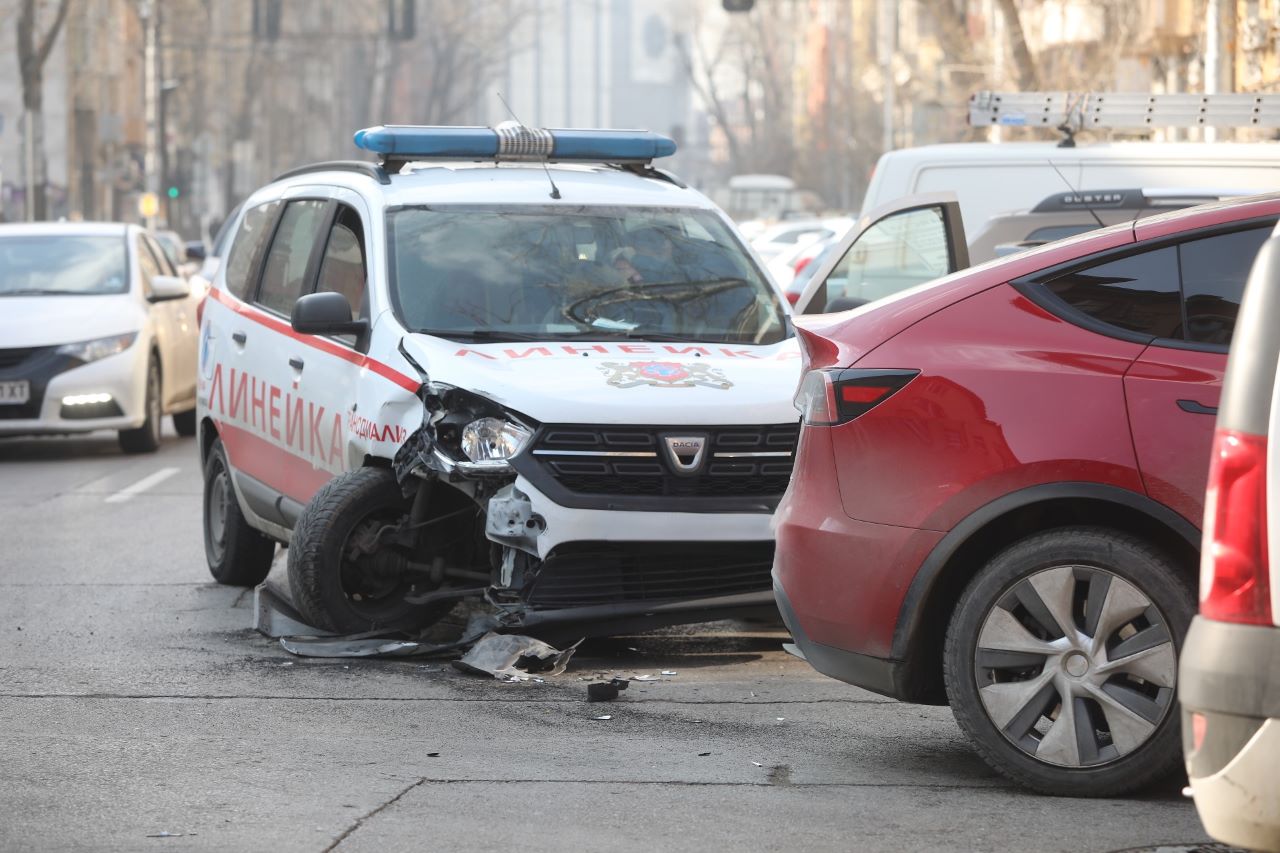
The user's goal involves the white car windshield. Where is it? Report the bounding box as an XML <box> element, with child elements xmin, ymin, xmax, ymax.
<box><xmin>0</xmin><ymin>235</ymin><xmax>129</xmax><ymax>296</ymax></box>
<box><xmin>388</xmin><ymin>205</ymin><xmax>789</xmax><ymax>345</ymax></box>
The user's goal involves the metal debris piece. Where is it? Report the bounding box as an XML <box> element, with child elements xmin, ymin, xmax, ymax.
<box><xmin>452</xmin><ymin>632</ymin><xmax>582</xmax><ymax>680</ymax></box>
<box><xmin>698</xmin><ymin>751</ymin><xmax>711</xmax><ymax>756</ymax></box>
<box><xmin>752</xmin><ymin>761</ymin><xmax>763</xmax><ymax>767</ymax></box>
<box><xmin>280</xmin><ymin>613</ymin><xmax>501</xmax><ymax>659</ymax></box>
<box><xmin>587</xmin><ymin>677</ymin><xmax>630</xmax><ymax>702</ymax></box>
<box><xmin>593</xmin><ymin>715</ymin><xmax>613</xmax><ymax>720</ymax></box>
<box><xmin>661</xmin><ymin>670</ymin><xmax>678</xmax><ymax>676</ymax></box>
<box><xmin>146</xmin><ymin>831</ymin><xmax>184</xmax><ymax>838</ymax></box>
<box><xmin>426</xmin><ymin>752</ymin><xmax>440</xmax><ymax>757</ymax></box>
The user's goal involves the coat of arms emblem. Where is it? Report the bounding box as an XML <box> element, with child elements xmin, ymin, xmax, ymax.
<box><xmin>598</xmin><ymin>361</ymin><xmax>733</xmax><ymax>390</ymax></box>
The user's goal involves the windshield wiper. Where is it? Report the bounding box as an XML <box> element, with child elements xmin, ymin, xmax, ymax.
<box><xmin>417</xmin><ymin>329</ymin><xmax>557</xmax><ymax>342</ymax></box>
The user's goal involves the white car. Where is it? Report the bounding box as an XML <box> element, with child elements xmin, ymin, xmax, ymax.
<box><xmin>0</xmin><ymin>222</ymin><xmax>199</xmax><ymax>452</ymax></box>
<box><xmin>1181</xmin><ymin>221</ymin><xmax>1280</xmax><ymax>852</ymax></box>
<box><xmin>197</xmin><ymin>124</ymin><xmax>800</xmax><ymax>636</ymax></box>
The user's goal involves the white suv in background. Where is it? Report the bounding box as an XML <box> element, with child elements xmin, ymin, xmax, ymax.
<box><xmin>0</xmin><ymin>222</ymin><xmax>199</xmax><ymax>452</ymax></box>
<box><xmin>197</xmin><ymin>124</ymin><xmax>800</xmax><ymax>638</ymax></box>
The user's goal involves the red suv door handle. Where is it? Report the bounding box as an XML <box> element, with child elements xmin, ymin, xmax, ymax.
<box><xmin>1177</xmin><ymin>399</ymin><xmax>1218</xmax><ymax>415</ymax></box>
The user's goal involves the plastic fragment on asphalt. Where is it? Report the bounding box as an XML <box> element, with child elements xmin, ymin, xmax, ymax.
<box><xmin>661</xmin><ymin>670</ymin><xmax>678</xmax><ymax>676</ymax></box>
<box><xmin>594</xmin><ymin>715</ymin><xmax>612</xmax><ymax>720</ymax></box>
<box><xmin>452</xmin><ymin>632</ymin><xmax>583</xmax><ymax>680</ymax></box>
<box><xmin>698</xmin><ymin>751</ymin><xmax>711</xmax><ymax>756</ymax></box>
<box><xmin>776</xmin><ymin>717</ymin><xmax>785</xmax><ymax>721</ymax></box>
<box><xmin>632</xmin><ymin>674</ymin><xmax>658</xmax><ymax>681</ymax></box>
<box><xmin>752</xmin><ymin>762</ymin><xmax>763</xmax><ymax>767</ymax></box>
<box><xmin>427</xmin><ymin>752</ymin><xmax>440</xmax><ymax>757</ymax></box>
<box><xmin>146</xmin><ymin>831</ymin><xmax>183</xmax><ymax>838</ymax></box>
<box><xmin>587</xmin><ymin>677</ymin><xmax>630</xmax><ymax>702</ymax></box>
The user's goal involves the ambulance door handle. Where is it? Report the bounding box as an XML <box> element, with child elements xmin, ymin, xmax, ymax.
<box><xmin>288</xmin><ymin>357</ymin><xmax>305</xmax><ymax>371</ymax></box>
<box><xmin>231</xmin><ymin>331</ymin><xmax>247</xmax><ymax>346</ymax></box>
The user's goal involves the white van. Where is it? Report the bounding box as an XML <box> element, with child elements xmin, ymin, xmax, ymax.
<box><xmin>860</xmin><ymin>142</ymin><xmax>1280</xmax><ymax>234</ymax></box>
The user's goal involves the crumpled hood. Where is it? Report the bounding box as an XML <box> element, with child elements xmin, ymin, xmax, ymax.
<box><xmin>400</xmin><ymin>334</ymin><xmax>803</xmax><ymax>425</ymax></box>
<box><xmin>0</xmin><ymin>295</ymin><xmax>141</xmax><ymax>348</ymax></box>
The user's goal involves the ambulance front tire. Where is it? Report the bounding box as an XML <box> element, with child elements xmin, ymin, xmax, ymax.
<box><xmin>288</xmin><ymin>466</ymin><xmax>451</xmax><ymax>635</ymax></box>
<box><xmin>203</xmin><ymin>437</ymin><xmax>276</xmax><ymax>586</ymax></box>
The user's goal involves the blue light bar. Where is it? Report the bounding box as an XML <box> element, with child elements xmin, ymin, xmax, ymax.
<box><xmin>353</xmin><ymin>124</ymin><xmax>677</xmax><ymax>164</ymax></box>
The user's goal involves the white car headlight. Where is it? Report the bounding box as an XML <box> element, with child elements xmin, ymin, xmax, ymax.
<box><xmin>461</xmin><ymin>417</ymin><xmax>532</xmax><ymax>467</ymax></box>
<box><xmin>56</xmin><ymin>332</ymin><xmax>138</xmax><ymax>364</ymax></box>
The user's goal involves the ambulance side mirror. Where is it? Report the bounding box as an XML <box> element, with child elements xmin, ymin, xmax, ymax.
<box><xmin>292</xmin><ymin>292</ymin><xmax>368</xmax><ymax>341</ymax></box>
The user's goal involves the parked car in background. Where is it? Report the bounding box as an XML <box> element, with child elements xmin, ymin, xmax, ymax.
<box><xmin>0</xmin><ymin>222</ymin><xmax>200</xmax><ymax>452</ymax></box>
<box><xmin>774</xmin><ymin>193</ymin><xmax>1280</xmax><ymax>796</ymax></box>
<box><xmin>752</xmin><ymin>217</ymin><xmax>853</xmax><ymax>263</ymax></box>
<box><xmin>969</xmin><ymin>188</ymin><xmax>1246</xmax><ymax>263</ymax></box>
<box><xmin>1181</xmin><ymin>221</ymin><xmax>1280</xmax><ymax>852</ymax></box>
<box><xmin>860</xmin><ymin>141</ymin><xmax>1280</xmax><ymax>234</ymax></box>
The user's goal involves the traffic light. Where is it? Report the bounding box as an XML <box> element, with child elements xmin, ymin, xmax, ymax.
<box><xmin>167</xmin><ymin>186</ymin><xmax>180</xmax><ymax>200</ymax></box>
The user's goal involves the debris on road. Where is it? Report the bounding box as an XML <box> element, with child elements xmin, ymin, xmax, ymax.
<box><xmin>145</xmin><ymin>831</ymin><xmax>184</xmax><ymax>838</ymax></box>
<box><xmin>661</xmin><ymin>670</ymin><xmax>678</xmax><ymax>676</ymax></box>
<box><xmin>593</xmin><ymin>715</ymin><xmax>612</xmax><ymax>720</ymax></box>
<box><xmin>452</xmin><ymin>632</ymin><xmax>582</xmax><ymax>680</ymax></box>
<box><xmin>632</xmin><ymin>674</ymin><xmax>658</xmax><ymax>681</ymax></box>
<box><xmin>279</xmin><ymin>612</ymin><xmax>499</xmax><ymax>659</ymax></box>
<box><xmin>698</xmin><ymin>751</ymin><xmax>711</xmax><ymax>756</ymax></box>
<box><xmin>587</xmin><ymin>677</ymin><xmax>630</xmax><ymax>702</ymax></box>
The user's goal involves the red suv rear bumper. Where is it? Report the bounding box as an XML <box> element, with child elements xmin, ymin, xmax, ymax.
<box><xmin>772</xmin><ymin>426</ymin><xmax>943</xmax><ymax>700</ymax></box>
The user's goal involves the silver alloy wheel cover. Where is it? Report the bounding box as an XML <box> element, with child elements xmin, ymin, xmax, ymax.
<box><xmin>148</xmin><ymin>366</ymin><xmax>161</xmax><ymax>443</ymax></box>
<box><xmin>206</xmin><ymin>466</ymin><xmax>228</xmax><ymax>563</ymax></box>
<box><xmin>973</xmin><ymin>564</ymin><xmax>1177</xmax><ymax>768</ymax></box>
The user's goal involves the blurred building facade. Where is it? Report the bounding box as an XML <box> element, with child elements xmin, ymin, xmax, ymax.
<box><xmin>2</xmin><ymin>0</ymin><xmax>1278</xmax><ymax>229</ymax></box>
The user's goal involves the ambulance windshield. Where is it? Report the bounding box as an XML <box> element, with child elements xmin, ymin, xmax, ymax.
<box><xmin>388</xmin><ymin>205</ymin><xmax>788</xmax><ymax>345</ymax></box>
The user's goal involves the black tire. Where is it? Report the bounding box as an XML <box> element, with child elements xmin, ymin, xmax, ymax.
<box><xmin>203</xmin><ymin>437</ymin><xmax>276</xmax><ymax>586</ymax></box>
<box><xmin>173</xmin><ymin>408</ymin><xmax>197</xmax><ymax>437</ymax></box>
<box><xmin>288</xmin><ymin>466</ymin><xmax>452</xmax><ymax>634</ymax></box>
<box><xmin>942</xmin><ymin>526</ymin><xmax>1194</xmax><ymax>797</ymax></box>
<box><xmin>118</xmin><ymin>355</ymin><xmax>162</xmax><ymax>454</ymax></box>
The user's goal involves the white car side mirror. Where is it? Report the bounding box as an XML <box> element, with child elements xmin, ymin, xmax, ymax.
<box><xmin>149</xmin><ymin>274</ymin><xmax>191</xmax><ymax>302</ymax></box>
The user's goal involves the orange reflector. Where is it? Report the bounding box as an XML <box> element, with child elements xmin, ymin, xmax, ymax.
<box><xmin>1191</xmin><ymin>712</ymin><xmax>1207</xmax><ymax>752</ymax></box>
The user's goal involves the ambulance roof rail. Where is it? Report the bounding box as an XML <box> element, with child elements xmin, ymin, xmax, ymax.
<box><xmin>273</xmin><ymin>160</ymin><xmax>392</xmax><ymax>186</ymax></box>
<box><xmin>969</xmin><ymin>91</ymin><xmax>1280</xmax><ymax>143</ymax></box>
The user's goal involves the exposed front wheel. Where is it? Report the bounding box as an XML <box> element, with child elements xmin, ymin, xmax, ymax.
<box><xmin>203</xmin><ymin>437</ymin><xmax>276</xmax><ymax>586</ymax></box>
<box><xmin>943</xmin><ymin>527</ymin><xmax>1194</xmax><ymax>797</ymax></box>
<box><xmin>118</xmin><ymin>355</ymin><xmax>162</xmax><ymax>454</ymax></box>
<box><xmin>288</xmin><ymin>466</ymin><xmax>454</xmax><ymax>634</ymax></box>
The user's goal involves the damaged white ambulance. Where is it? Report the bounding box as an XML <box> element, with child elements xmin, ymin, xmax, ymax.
<box><xmin>197</xmin><ymin>125</ymin><xmax>799</xmax><ymax>636</ymax></box>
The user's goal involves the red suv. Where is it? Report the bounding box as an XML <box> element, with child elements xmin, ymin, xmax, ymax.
<box><xmin>774</xmin><ymin>193</ymin><xmax>1280</xmax><ymax>796</ymax></box>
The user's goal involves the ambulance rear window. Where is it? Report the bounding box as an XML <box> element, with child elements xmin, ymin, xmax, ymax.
<box><xmin>387</xmin><ymin>205</ymin><xmax>788</xmax><ymax>345</ymax></box>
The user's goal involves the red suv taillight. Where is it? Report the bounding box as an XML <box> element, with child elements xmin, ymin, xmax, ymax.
<box><xmin>794</xmin><ymin>369</ymin><xmax>917</xmax><ymax>426</ymax></box>
<box><xmin>1201</xmin><ymin>428</ymin><xmax>1273</xmax><ymax>625</ymax></box>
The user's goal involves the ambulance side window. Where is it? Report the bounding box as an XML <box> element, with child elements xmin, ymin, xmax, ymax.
<box><xmin>313</xmin><ymin>205</ymin><xmax>367</xmax><ymax>325</ymax></box>
<box><xmin>223</xmin><ymin>200</ymin><xmax>281</xmax><ymax>301</ymax></box>
<box><xmin>255</xmin><ymin>199</ymin><xmax>328</xmax><ymax>317</ymax></box>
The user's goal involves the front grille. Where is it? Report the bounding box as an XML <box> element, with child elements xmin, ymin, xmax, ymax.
<box><xmin>0</xmin><ymin>347</ymin><xmax>45</xmax><ymax>370</ymax></box>
<box><xmin>525</xmin><ymin>541</ymin><xmax>775</xmax><ymax>609</ymax></box>
<box><xmin>527</xmin><ymin>423</ymin><xmax>799</xmax><ymax>500</ymax></box>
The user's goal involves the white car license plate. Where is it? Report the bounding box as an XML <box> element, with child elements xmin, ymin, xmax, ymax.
<box><xmin>0</xmin><ymin>380</ymin><xmax>30</xmax><ymax>405</ymax></box>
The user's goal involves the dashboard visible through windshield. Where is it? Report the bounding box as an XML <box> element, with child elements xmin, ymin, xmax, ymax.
<box><xmin>387</xmin><ymin>205</ymin><xmax>789</xmax><ymax>345</ymax></box>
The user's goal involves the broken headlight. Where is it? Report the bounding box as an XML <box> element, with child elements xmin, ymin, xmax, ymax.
<box><xmin>461</xmin><ymin>417</ymin><xmax>532</xmax><ymax>469</ymax></box>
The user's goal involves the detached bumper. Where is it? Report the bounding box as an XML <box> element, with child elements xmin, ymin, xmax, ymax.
<box><xmin>1181</xmin><ymin>616</ymin><xmax>1280</xmax><ymax>852</ymax></box>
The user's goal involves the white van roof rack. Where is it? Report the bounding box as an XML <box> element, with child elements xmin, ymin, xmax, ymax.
<box><xmin>969</xmin><ymin>91</ymin><xmax>1280</xmax><ymax>144</ymax></box>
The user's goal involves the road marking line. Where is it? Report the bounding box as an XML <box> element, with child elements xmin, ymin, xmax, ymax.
<box><xmin>105</xmin><ymin>467</ymin><xmax>181</xmax><ymax>504</ymax></box>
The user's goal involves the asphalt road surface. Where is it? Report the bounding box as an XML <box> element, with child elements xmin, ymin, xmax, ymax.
<box><xmin>0</xmin><ymin>428</ymin><xmax>1213</xmax><ymax>852</ymax></box>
